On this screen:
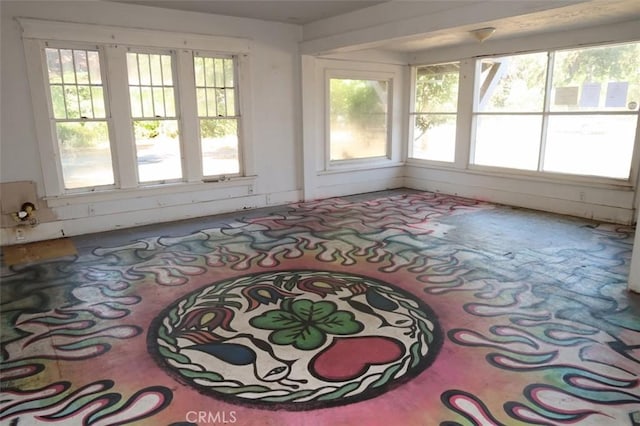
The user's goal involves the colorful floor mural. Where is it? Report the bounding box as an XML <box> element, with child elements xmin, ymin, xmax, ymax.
<box><xmin>1</xmin><ymin>191</ymin><xmax>639</xmax><ymax>425</ymax></box>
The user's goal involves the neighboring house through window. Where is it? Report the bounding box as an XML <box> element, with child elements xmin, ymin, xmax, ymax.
<box><xmin>410</xmin><ymin>41</ymin><xmax>639</xmax><ymax>182</ymax></box>
<box><xmin>472</xmin><ymin>42</ymin><xmax>639</xmax><ymax>179</ymax></box>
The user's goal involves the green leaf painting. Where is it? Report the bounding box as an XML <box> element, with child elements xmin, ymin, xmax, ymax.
<box><xmin>250</xmin><ymin>299</ymin><xmax>363</xmax><ymax>350</ymax></box>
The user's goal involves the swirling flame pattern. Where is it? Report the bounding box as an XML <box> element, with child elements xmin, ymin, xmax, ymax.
<box><xmin>1</xmin><ymin>190</ymin><xmax>638</xmax><ymax>425</ymax></box>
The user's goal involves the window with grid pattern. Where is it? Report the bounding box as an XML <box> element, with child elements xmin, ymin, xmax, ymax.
<box><xmin>127</xmin><ymin>52</ymin><xmax>182</xmax><ymax>183</ymax></box>
<box><xmin>194</xmin><ymin>55</ymin><xmax>240</xmax><ymax>177</ymax></box>
<box><xmin>45</xmin><ymin>47</ymin><xmax>114</xmax><ymax>189</ymax></box>
<box><xmin>23</xmin><ymin>20</ymin><xmax>252</xmax><ymax>198</ymax></box>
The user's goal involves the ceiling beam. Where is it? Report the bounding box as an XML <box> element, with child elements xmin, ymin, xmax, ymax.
<box><xmin>300</xmin><ymin>0</ymin><xmax>588</xmax><ymax>55</ymax></box>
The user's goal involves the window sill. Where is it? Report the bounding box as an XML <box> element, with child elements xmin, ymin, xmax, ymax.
<box><xmin>466</xmin><ymin>165</ymin><xmax>634</xmax><ymax>189</ymax></box>
<box><xmin>406</xmin><ymin>158</ymin><xmax>455</xmax><ymax>168</ymax></box>
<box><xmin>44</xmin><ymin>176</ymin><xmax>257</xmax><ymax>208</ymax></box>
<box><xmin>322</xmin><ymin>160</ymin><xmax>405</xmax><ymax>175</ymax></box>
<box><xmin>406</xmin><ymin>160</ymin><xmax>633</xmax><ymax>191</ymax></box>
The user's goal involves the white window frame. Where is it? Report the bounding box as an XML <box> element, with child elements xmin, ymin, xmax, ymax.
<box><xmin>38</xmin><ymin>41</ymin><xmax>118</xmax><ymax>193</ymax></box>
<box><xmin>19</xmin><ymin>18</ymin><xmax>254</xmax><ymax>202</ymax></box>
<box><xmin>193</xmin><ymin>52</ymin><xmax>243</xmax><ymax>179</ymax></box>
<box><xmin>469</xmin><ymin>43</ymin><xmax>640</xmax><ymax>184</ymax></box>
<box><xmin>126</xmin><ymin>48</ymin><xmax>184</xmax><ymax>185</ymax></box>
<box><xmin>325</xmin><ymin>70</ymin><xmax>393</xmax><ymax>168</ymax></box>
<box><xmin>321</xmin><ymin>65</ymin><xmax>404</xmax><ymax>172</ymax></box>
<box><xmin>409</xmin><ymin>43</ymin><xmax>639</xmax><ymax>187</ymax></box>
<box><xmin>408</xmin><ymin>61</ymin><xmax>461</xmax><ymax>164</ymax></box>
<box><xmin>407</xmin><ymin>59</ymin><xmax>475</xmax><ymax>171</ymax></box>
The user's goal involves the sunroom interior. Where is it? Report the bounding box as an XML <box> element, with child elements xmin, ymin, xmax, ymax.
<box><xmin>1</xmin><ymin>1</ymin><xmax>640</xmax><ymax>424</ymax></box>
<box><xmin>2</xmin><ymin>1</ymin><xmax>640</xmax><ymax>285</ymax></box>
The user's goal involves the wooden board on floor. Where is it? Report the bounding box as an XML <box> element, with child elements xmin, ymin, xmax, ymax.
<box><xmin>2</xmin><ymin>238</ymin><xmax>77</xmax><ymax>266</ymax></box>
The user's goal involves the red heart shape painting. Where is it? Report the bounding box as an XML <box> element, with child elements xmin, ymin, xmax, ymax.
<box><xmin>310</xmin><ymin>336</ymin><xmax>404</xmax><ymax>382</ymax></box>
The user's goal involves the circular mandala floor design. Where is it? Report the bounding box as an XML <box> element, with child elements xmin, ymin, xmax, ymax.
<box><xmin>148</xmin><ymin>270</ymin><xmax>443</xmax><ymax>410</ymax></box>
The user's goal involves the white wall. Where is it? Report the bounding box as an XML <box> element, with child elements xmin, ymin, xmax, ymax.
<box><xmin>0</xmin><ymin>1</ymin><xmax>303</xmax><ymax>244</ymax></box>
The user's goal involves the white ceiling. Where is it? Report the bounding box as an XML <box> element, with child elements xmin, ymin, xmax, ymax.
<box><xmin>106</xmin><ymin>0</ymin><xmax>640</xmax><ymax>53</ymax></box>
<box><xmin>108</xmin><ymin>0</ymin><xmax>387</xmax><ymax>24</ymax></box>
<box><xmin>388</xmin><ymin>0</ymin><xmax>640</xmax><ymax>52</ymax></box>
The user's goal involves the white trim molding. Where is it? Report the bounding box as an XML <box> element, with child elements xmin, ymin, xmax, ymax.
<box><xmin>17</xmin><ymin>18</ymin><xmax>250</xmax><ymax>53</ymax></box>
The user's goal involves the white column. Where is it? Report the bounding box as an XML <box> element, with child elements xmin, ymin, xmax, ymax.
<box><xmin>175</xmin><ymin>50</ymin><xmax>201</xmax><ymax>183</ymax></box>
<box><xmin>104</xmin><ymin>45</ymin><xmax>138</xmax><ymax>188</ymax></box>
<box><xmin>301</xmin><ymin>55</ymin><xmax>318</xmax><ymax>201</ymax></box>
<box><xmin>455</xmin><ymin>59</ymin><xmax>475</xmax><ymax>169</ymax></box>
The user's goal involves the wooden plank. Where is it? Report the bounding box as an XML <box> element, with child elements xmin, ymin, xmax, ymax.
<box><xmin>2</xmin><ymin>238</ymin><xmax>77</xmax><ymax>266</ymax></box>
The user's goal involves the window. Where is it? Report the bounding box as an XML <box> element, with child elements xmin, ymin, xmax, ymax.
<box><xmin>410</xmin><ymin>62</ymin><xmax>459</xmax><ymax>162</ymax></box>
<box><xmin>472</xmin><ymin>42</ymin><xmax>639</xmax><ymax>179</ymax></box>
<box><xmin>329</xmin><ymin>78</ymin><xmax>389</xmax><ymax>161</ymax></box>
<box><xmin>194</xmin><ymin>55</ymin><xmax>240</xmax><ymax>177</ymax></box>
<box><xmin>544</xmin><ymin>43</ymin><xmax>639</xmax><ymax>178</ymax></box>
<box><xmin>45</xmin><ymin>47</ymin><xmax>114</xmax><ymax>189</ymax></box>
<box><xmin>127</xmin><ymin>52</ymin><xmax>182</xmax><ymax>183</ymax></box>
<box><xmin>22</xmin><ymin>19</ymin><xmax>251</xmax><ymax>198</ymax></box>
<box><xmin>473</xmin><ymin>52</ymin><xmax>547</xmax><ymax>171</ymax></box>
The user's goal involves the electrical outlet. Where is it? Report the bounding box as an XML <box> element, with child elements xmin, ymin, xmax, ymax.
<box><xmin>15</xmin><ymin>227</ymin><xmax>25</xmax><ymax>241</ymax></box>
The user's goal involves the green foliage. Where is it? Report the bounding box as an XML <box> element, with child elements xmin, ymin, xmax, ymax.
<box><xmin>330</xmin><ymin>79</ymin><xmax>387</xmax><ymax>129</ymax></box>
<box><xmin>56</xmin><ymin>122</ymin><xmax>108</xmax><ymax>149</ymax></box>
<box><xmin>484</xmin><ymin>53</ymin><xmax>547</xmax><ymax>111</ymax></box>
<box><xmin>135</xmin><ymin>120</ymin><xmax>160</xmax><ymax>139</ymax></box>
<box><xmin>555</xmin><ymin>43</ymin><xmax>640</xmax><ymax>85</ymax></box>
<box><xmin>414</xmin><ymin>63</ymin><xmax>459</xmax><ymax>140</ymax></box>
<box><xmin>200</xmin><ymin>119</ymin><xmax>237</xmax><ymax>139</ymax></box>
<box><xmin>133</xmin><ymin>120</ymin><xmax>179</xmax><ymax>140</ymax></box>
<box><xmin>479</xmin><ymin>43</ymin><xmax>639</xmax><ymax>113</ymax></box>
<box><xmin>414</xmin><ymin>64</ymin><xmax>459</xmax><ymax>137</ymax></box>
<box><xmin>554</xmin><ymin>42</ymin><xmax>640</xmax><ymax>104</ymax></box>
<box><xmin>415</xmin><ymin>67</ymin><xmax>458</xmax><ymax>113</ymax></box>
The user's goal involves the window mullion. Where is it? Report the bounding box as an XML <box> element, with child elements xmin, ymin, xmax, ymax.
<box><xmin>538</xmin><ymin>51</ymin><xmax>555</xmax><ymax>172</ymax></box>
<box><xmin>104</xmin><ymin>45</ymin><xmax>138</xmax><ymax>188</ymax></box>
<box><xmin>175</xmin><ymin>50</ymin><xmax>202</xmax><ymax>182</ymax></box>
<box><xmin>407</xmin><ymin>66</ymin><xmax>417</xmax><ymax>160</ymax></box>
<box><xmin>455</xmin><ymin>59</ymin><xmax>475</xmax><ymax>169</ymax></box>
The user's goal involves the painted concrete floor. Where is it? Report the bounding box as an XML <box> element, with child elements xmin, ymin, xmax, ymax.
<box><xmin>1</xmin><ymin>190</ymin><xmax>639</xmax><ymax>425</ymax></box>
